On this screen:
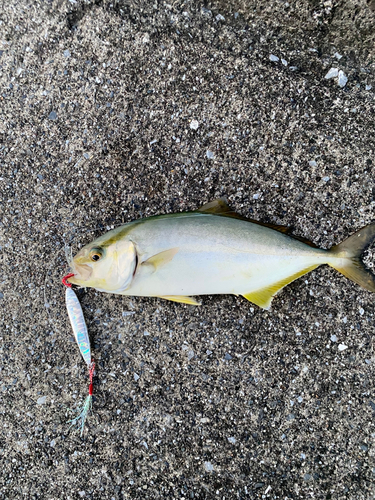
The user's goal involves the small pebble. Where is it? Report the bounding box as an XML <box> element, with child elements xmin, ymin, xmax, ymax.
<box><xmin>269</xmin><ymin>54</ymin><xmax>279</xmax><ymax>62</ymax></box>
<box><xmin>216</xmin><ymin>14</ymin><xmax>225</xmax><ymax>21</ymax></box>
<box><xmin>365</xmin><ymin>84</ymin><xmax>372</xmax><ymax>91</ymax></box>
<box><xmin>204</xmin><ymin>461</ymin><xmax>214</xmax><ymax>472</ymax></box>
<box><xmin>122</xmin><ymin>311</ymin><xmax>135</xmax><ymax>316</ymax></box>
<box><xmin>309</xmin><ymin>160</ymin><xmax>317</xmax><ymax>167</ymax></box>
<box><xmin>37</xmin><ymin>396</ymin><xmax>47</xmax><ymax>405</ymax></box>
<box><xmin>334</xmin><ymin>52</ymin><xmax>343</xmax><ymax>60</ymax></box>
<box><xmin>281</xmin><ymin>59</ymin><xmax>288</xmax><ymax>66</ymax></box>
<box><xmin>330</xmin><ymin>334</ymin><xmax>338</xmax><ymax>342</ymax></box>
<box><xmin>338</xmin><ymin>344</ymin><xmax>348</xmax><ymax>351</ymax></box>
<box><xmin>338</xmin><ymin>70</ymin><xmax>348</xmax><ymax>88</ymax></box>
<box><xmin>48</xmin><ymin>111</ymin><xmax>57</xmax><ymax>120</ymax></box>
<box><xmin>359</xmin><ymin>308</ymin><xmax>364</xmax><ymax>315</ymax></box>
<box><xmin>325</xmin><ymin>68</ymin><xmax>338</xmax><ymax>79</ymax></box>
<box><xmin>134</xmin><ymin>373</ymin><xmax>140</xmax><ymax>381</ymax></box>
<box><xmin>227</xmin><ymin>436</ymin><xmax>236</xmax><ymax>444</ymax></box>
<box><xmin>206</xmin><ymin>150</ymin><xmax>215</xmax><ymax>159</ymax></box>
<box><xmin>190</xmin><ymin>120</ymin><xmax>199</xmax><ymax>130</ymax></box>
<box><xmin>63</xmin><ymin>49</ymin><xmax>71</xmax><ymax>58</ymax></box>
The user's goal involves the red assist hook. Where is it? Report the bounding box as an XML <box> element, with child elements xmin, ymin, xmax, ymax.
<box><xmin>62</xmin><ymin>273</ymin><xmax>75</xmax><ymax>288</ymax></box>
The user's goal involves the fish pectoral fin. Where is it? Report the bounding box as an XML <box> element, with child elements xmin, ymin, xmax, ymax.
<box><xmin>242</xmin><ymin>265</ymin><xmax>319</xmax><ymax>310</ymax></box>
<box><xmin>142</xmin><ymin>248</ymin><xmax>179</xmax><ymax>270</ymax></box>
<box><xmin>160</xmin><ymin>295</ymin><xmax>201</xmax><ymax>306</ymax></box>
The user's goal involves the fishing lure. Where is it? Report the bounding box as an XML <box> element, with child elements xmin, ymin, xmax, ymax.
<box><xmin>63</xmin><ymin>274</ymin><xmax>95</xmax><ymax>436</ymax></box>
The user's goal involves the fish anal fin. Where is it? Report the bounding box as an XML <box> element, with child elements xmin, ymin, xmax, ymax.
<box><xmin>142</xmin><ymin>248</ymin><xmax>179</xmax><ymax>270</ymax></box>
<box><xmin>198</xmin><ymin>199</ymin><xmax>292</xmax><ymax>234</ymax></box>
<box><xmin>242</xmin><ymin>264</ymin><xmax>319</xmax><ymax>310</ymax></box>
<box><xmin>160</xmin><ymin>295</ymin><xmax>201</xmax><ymax>306</ymax></box>
<box><xmin>242</xmin><ymin>290</ymin><xmax>274</xmax><ymax>310</ymax></box>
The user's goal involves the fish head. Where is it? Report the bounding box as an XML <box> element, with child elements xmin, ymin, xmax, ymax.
<box><xmin>67</xmin><ymin>235</ymin><xmax>137</xmax><ymax>293</ymax></box>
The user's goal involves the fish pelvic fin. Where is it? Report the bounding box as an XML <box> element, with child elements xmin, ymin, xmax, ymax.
<box><xmin>160</xmin><ymin>295</ymin><xmax>201</xmax><ymax>306</ymax></box>
<box><xmin>242</xmin><ymin>265</ymin><xmax>319</xmax><ymax>310</ymax></box>
<box><xmin>329</xmin><ymin>223</ymin><xmax>375</xmax><ymax>292</ymax></box>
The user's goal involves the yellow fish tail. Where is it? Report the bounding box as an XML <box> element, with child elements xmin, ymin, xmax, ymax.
<box><xmin>329</xmin><ymin>222</ymin><xmax>375</xmax><ymax>292</ymax></box>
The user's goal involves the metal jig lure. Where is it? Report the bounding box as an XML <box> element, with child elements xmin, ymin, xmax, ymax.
<box><xmin>64</xmin><ymin>276</ymin><xmax>95</xmax><ymax>436</ymax></box>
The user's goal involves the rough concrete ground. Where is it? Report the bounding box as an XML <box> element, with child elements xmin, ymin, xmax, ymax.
<box><xmin>1</xmin><ymin>0</ymin><xmax>375</xmax><ymax>498</ymax></box>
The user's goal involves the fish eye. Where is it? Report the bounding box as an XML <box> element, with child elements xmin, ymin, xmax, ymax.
<box><xmin>90</xmin><ymin>248</ymin><xmax>103</xmax><ymax>262</ymax></box>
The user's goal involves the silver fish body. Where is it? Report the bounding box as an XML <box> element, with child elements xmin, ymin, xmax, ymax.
<box><xmin>67</xmin><ymin>200</ymin><xmax>375</xmax><ymax>309</ymax></box>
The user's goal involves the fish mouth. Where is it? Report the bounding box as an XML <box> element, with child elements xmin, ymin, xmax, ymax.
<box><xmin>66</xmin><ymin>263</ymin><xmax>93</xmax><ymax>285</ymax></box>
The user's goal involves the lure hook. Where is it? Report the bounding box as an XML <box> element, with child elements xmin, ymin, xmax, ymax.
<box><xmin>62</xmin><ymin>273</ymin><xmax>75</xmax><ymax>288</ymax></box>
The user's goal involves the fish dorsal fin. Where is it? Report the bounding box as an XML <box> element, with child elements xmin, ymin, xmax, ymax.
<box><xmin>288</xmin><ymin>234</ymin><xmax>319</xmax><ymax>248</ymax></box>
<box><xmin>160</xmin><ymin>295</ymin><xmax>201</xmax><ymax>306</ymax></box>
<box><xmin>198</xmin><ymin>198</ymin><xmax>232</xmax><ymax>214</ymax></box>
<box><xmin>253</xmin><ymin>221</ymin><xmax>292</xmax><ymax>234</ymax></box>
<box><xmin>197</xmin><ymin>199</ymin><xmax>292</xmax><ymax>234</ymax></box>
<box><xmin>242</xmin><ymin>264</ymin><xmax>319</xmax><ymax>310</ymax></box>
<box><xmin>142</xmin><ymin>248</ymin><xmax>179</xmax><ymax>270</ymax></box>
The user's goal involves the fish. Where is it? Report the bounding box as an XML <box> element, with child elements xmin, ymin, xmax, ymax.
<box><xmin>66</xmin><ymin>199</ymin><xmax>375</xmax><ymax>310</ymax></box>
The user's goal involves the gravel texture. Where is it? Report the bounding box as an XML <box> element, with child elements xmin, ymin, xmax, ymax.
<box><xmin>1</xmin><ymin>0</ymin><xmax>375</xmax><ymax>498</ymax></box>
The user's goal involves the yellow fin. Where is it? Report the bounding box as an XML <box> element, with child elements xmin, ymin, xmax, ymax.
<box><xmin>142</xmin><ymin>248</ymin><xmax>179</xmax><ymax>270</ymax></box>
<box><xmin>242</xmin><ymin>265</ymin><xmax>319</xmax><ymax>310</ymax></box>
<box><xmin>160</xmin><ymin>295</ymin><xmax>201</xmax><ymax>306</ymax></box>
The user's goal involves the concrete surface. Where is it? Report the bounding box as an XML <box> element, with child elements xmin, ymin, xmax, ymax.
<box><xmin>1</xmin><ymin>0</ymin><xmax>375</xmax><ymax>498</ymax></box>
